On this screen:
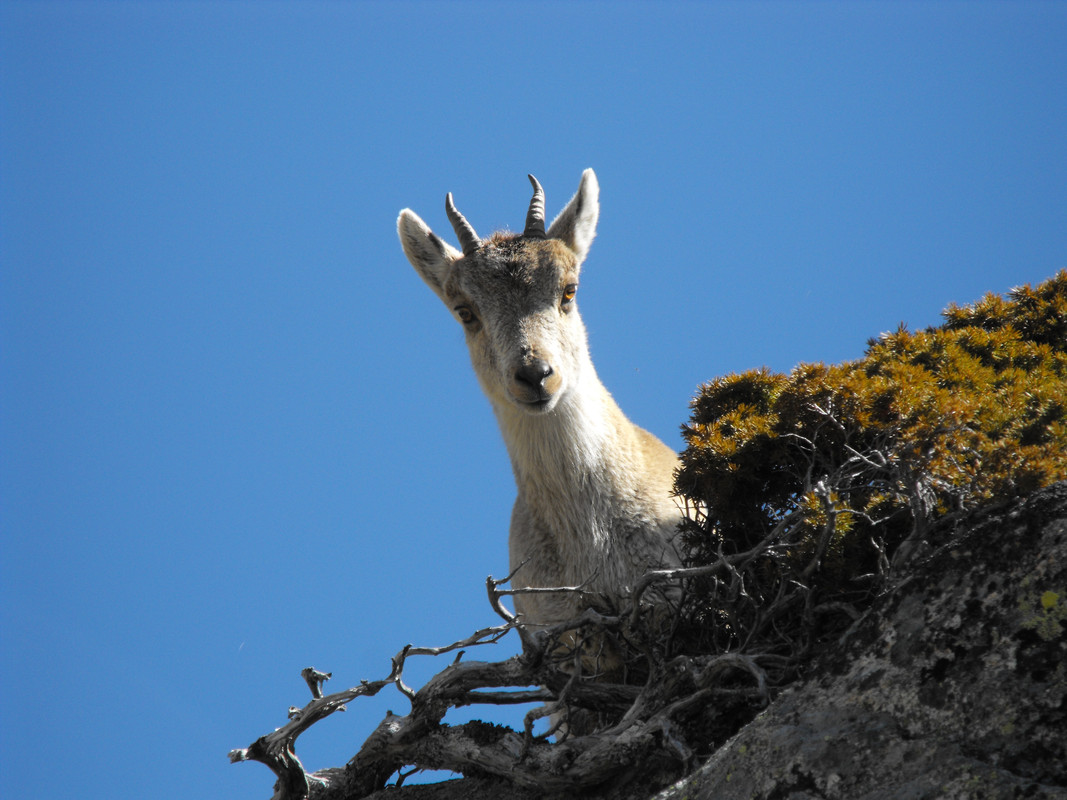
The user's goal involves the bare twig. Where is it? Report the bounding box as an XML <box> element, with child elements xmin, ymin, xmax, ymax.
<box><xmin>228</xmin><ymin>674</ymin><xmax>393</xmax><ymax>800</ymax></box>
<box><xmin>302</xmin><ymin>668</ymin><xmax>332</xmax><ymax>699</ymax></box>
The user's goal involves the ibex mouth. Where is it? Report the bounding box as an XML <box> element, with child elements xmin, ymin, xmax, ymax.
<box><xmin>511</xmin><ymin>390</ymin><xmax>556</xmax><ymax>413</ymax></box>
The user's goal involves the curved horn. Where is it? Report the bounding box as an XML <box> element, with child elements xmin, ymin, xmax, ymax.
<box><xmin>445</xmin><ymin>192</ymin><xmax>481</xmax><ymax>256</ymax></box>
<box><xmin>523</xmin><ymin>174</ymin><xmax>546</xmax><ymax>239</ymax></box>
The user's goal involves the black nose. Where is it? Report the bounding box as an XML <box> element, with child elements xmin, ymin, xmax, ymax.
<box><xmin>515</xmin><ymin>359</ymin><xmax>553</xmax><ymax>391</ymax></box>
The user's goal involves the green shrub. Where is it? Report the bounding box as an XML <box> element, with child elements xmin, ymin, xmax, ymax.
<box><xmin>674</xmin><ymin>270</ymin><xmax>1067</xmax><ymax>653</ymax></box>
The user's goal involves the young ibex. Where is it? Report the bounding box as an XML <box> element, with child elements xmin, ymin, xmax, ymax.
<box><xmin>397</xmin><ymin>170</ymin><xmax>682</xmax><ymax>629</ymax></box>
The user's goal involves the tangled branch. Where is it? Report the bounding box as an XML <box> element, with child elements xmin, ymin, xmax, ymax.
<box><xmin>230</xmin><ymin>564</ymin><xmax>780</xmax><ymax>800</ymax></box>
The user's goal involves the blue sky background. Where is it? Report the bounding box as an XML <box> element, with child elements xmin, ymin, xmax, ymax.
<box><xmin>2</xmin><ymin>2</ymin><xmax>1065</xmax><ymax>797</ymax></box>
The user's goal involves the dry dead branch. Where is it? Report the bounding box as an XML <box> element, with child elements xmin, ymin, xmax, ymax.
<box><xmin>229</xmin><ymin>566</ymin><xmax>782</xmax><ymax>800</ymax></box>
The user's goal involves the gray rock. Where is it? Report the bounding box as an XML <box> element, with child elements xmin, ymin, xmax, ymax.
<box><xmin>656</xmin><ymin>482</ymin><xmax>1067</xmax><ymax>800</ymax></box>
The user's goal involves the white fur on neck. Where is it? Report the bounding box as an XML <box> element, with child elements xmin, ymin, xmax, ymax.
<box><xmin>491</xmin><ymin>360</ymin><xmax>643</xmax><ymax>593</ymax></box>
<box><xmin>493</xmin><ymin>359</ymin><xmax>610</xmax><ymax>499</ymax></box>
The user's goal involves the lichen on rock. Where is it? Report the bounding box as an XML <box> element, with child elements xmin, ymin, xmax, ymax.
<box><xmin>656</xmin><ymin>482</ymin><xmax>1067</xmax><ymax>800</ymax></box>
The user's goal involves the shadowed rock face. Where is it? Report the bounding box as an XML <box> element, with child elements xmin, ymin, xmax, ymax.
<box><xmin>351</xmin><ymin>484</ymin><xmax>1067</xmax><ymax>800</ymax></box>
<box><xmin>656</xmin><ymin>481</ymin><xmax>1067</xmax><ymax>800</ymax></box>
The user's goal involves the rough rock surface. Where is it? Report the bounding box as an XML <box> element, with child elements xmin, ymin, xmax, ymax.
<box><xmin>655</xmin><ymin>482</ymin><xmax>1067</xmax><ymax>800</ymax></box>
<box><xmin>323</xmin><ymin>483</ymin><xmax>1067</xmax><ymax>800</ymax></box>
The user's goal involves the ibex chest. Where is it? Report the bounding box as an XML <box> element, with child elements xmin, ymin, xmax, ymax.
<box><xmin>502</xmin><ymin>398</ymin><xmax>676</xmax><ymax>595</ymax></box>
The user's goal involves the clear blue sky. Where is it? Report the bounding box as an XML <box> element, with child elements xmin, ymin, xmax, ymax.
<box><xmin>2</xmin><ymin>2</ymin><xmax>1064</xmax><ymax>797</ymax></box>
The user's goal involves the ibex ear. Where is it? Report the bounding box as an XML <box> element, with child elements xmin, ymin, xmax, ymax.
<box><xmin>548</xmin><ymin>168</ymin><xmax>599</xmax><ymax>263</ymax></box>
<box><xmin>397</xmin><ymin>209</ymin><xmax>460</xmax><ymax>302</ymax></box>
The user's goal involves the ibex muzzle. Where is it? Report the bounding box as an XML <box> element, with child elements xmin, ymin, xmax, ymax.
<box><xmin>397</xmin><ymin>170</ymin><xmax>682</xmax><ymax>629</ymax></box>
<box><xmin>513</xmin><ymin>358</ymin><xmax>555</xmax><ymax>407</ymax></box>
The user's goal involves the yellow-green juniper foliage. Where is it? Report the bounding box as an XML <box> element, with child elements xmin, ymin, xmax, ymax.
<box><xmin>675</xmin><ymin>271</ymin><xmax>1066</xmax><ymax>641</ymax></box>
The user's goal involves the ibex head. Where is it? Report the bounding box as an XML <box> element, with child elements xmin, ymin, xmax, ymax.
<box><xmin>397</xmin><ymin>169</ymin><xmax>600</xmax><ymax>414</ymax></box>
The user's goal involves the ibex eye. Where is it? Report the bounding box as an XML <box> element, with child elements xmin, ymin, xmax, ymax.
<box><xmin>562</xmin><ymin>284</ymin><xmax>578</xmax><ymax>304</ymax></box>
<box><xmin>456</xmin><ymin>306</ymin><xmax>476</xmax><ymax>324</ymax></box>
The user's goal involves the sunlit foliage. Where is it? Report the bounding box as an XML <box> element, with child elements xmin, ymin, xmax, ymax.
<box><xmin>674</xmin><ymin>271</ymin><xmax>1066</xmax><ymax>654</ymax></box>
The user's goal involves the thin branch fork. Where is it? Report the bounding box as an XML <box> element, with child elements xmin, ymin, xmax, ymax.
<box><xmin>229</xmin><ymin>613</ymin><xmax>524</xmax><ymax>800</ymax></box>
<box><xmin>228</xmin><ymin>673</ymin><xmax>393</xmax><ymax>800</ymax></box>
<box><xmin>231</xmin><ymin>575</ymin><xmax>673</xmax><ymax>799</ymax></box>
<box><xmin>629</xmin><ymin>509</ymin><xmax>805</xmax><ymax>622</ymax></box>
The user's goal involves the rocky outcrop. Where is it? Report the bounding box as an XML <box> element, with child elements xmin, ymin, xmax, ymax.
<box><xmin>656</xmin><ymin>481</ymin><xmax>1067</xmax><ymax>800</ymax></box>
